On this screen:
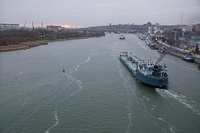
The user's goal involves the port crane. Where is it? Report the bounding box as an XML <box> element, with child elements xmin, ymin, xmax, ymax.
<box><xmin>23</xmin><ymin>21</ymin><xmax>27</xmax><ymax>27</ymax></box>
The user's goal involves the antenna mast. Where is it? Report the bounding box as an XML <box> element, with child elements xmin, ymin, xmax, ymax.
<box><xmin>181</xmin><ymin>13</ymin><xmax>183</xmax><ymax>25</ymax></box>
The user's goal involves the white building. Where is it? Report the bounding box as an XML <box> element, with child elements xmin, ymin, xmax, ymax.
<box><xmin>46</xmin><ymin>25</ymin><xmax>62</xmax><ymax>32</ymax></box>
<box><xmin>0</xmin><ymin>23</ymin><xmax>20</xmax><ymax>30</ymax></box>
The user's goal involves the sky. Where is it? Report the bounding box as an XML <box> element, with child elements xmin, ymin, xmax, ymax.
<box><xmin>0</xmin><ymin>0</ymin><xmax>200</xmax><ymax>28</ymax></box>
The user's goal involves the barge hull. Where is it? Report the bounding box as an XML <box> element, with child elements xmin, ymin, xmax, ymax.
<box><xmin>119</xmin><ymin>56</ymin><xmax>168</xmax><ymax>88</ymax></box>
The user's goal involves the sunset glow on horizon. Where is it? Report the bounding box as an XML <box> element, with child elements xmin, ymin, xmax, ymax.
<box><xmin>61</xmin><ymin>24</ymin><xmax>87</xmax><ymax>29</ymax></box>
<box><xmin>62</xmin><ymin>25</ymin><xmax>75</xmax><ymax>29</ymax></box>
<box><xmin>19</xmin><ymin>23</ymin><xmax>87</xmax><ymax>29</ymax></box>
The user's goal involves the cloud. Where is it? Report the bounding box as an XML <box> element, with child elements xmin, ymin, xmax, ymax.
<box><xmin>0</xmin><ymin>0</ymin><xmax>200</xmax><ymax>25</ymax></box>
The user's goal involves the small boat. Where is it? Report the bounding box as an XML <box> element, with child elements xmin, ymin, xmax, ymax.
<box><xmin>158</xmin><ymin>48</ymin><xmax>166</xmax><ymax>53</ymax></box>
<box><xmin>149</xmin><ymin>44</ymin><xmax>158</xmax><ymax>50</ymax></box>
<box><xmin>182</xmin><ymin>56</ymin><xmax>195</xmax><ymax>62</ymax></box>
<box><xmin>119</xmin><ymin>35</ymin><xmax>125</xmax><ymax>40</ymax></box>
<box><xmin>119</xmin><ymin>52</ymin><xmax>168</xmax><ymax>88</ymax></box>
<box><xmin>158</xmin><ymin>49</ymin><xmax>164</xmax><ymax>53</ymax></box>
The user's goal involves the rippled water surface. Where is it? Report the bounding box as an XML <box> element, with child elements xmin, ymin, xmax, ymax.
<box><xmin>0</xmin><ymin>34</ymin><xmax>200</xmax><ymax>133</ymax></box>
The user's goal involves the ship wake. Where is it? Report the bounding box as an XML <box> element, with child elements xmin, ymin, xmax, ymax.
<box><xmin>45</xmin><ymin>110</ymin><xmax>59</xmax><ymax>133</ymax></box>
<box><xmin>156</xmin><ymin>89</ymin><xmax>200</xmax><ymax>115</ymax></box>
<box><xmin>45</xmin><ymin>49</ymin><xmax>96</xmax><ymax>133</ymax></box>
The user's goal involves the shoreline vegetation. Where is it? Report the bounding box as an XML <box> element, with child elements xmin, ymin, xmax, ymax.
<box><xmin>0</xmin><ymin>40</ymin><xmax>48</xmax><ymax>52</ymax></box>
<box><xmin>0</xmin><ymin>29</ymin><xmax>105</xmax><ymax>52</ymax></box>
<box><xmin>0</xmin><ymin>36</ymin><xmax>89</xmax><ymax>52</ymax></box>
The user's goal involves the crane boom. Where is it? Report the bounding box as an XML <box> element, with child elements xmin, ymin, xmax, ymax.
<box><xmin>24</xmin><ymin>21</ymin><xmax>27</xmax><ymax>27</ymax></box>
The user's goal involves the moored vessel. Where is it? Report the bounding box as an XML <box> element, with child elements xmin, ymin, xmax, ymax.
<box><xmin>182</xmin><ymin>56</ymin><xmax>195</xmax><ymax>62</ymax></box>
<box><xmin>119</xmin><ymin>52</ymin><xmax>168</xmax><ymax>88</ymax></box>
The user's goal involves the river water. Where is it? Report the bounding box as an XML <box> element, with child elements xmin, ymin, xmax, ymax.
<box><xmin>0</xmin><ymin>33</ymin><xmax>200</xmax><ymax>133</ymax></box>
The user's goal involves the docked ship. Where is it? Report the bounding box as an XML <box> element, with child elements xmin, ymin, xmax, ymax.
<box><xmin>182</xmin><ymin>56</ymin><xmax>195</xmax><ymax>62</ymax></box>
<box><xmin>120</xmin><ymin>52</ymin><xmax>168</xmax><ymax>88</ymax></box>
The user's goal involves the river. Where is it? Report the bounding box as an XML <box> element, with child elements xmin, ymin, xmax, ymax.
<box><xmin>0</xmin><ymin>33</ymin><xmax>200</xmax><ymax>133</ymax></box>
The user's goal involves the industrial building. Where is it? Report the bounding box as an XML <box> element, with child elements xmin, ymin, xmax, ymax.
<box><xmin>46</xmin><ymin>25</ymin><xmax>62</xmax><ymax>32</ymax></box>
<box><xmin>0</xmin><ymin>23</ymin><xmax>20</xmax><ymax>30</ymax></box>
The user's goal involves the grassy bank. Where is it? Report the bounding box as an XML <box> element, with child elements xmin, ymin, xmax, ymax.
<box><xmin>0</xmin><ymin>40</ymin><xmax>48</xmax><ymax>52</ymax></box>
<box><xmin>0</xmin><ymin>36</ymin><xmax>90</xmax><ymax>52</ymax></box>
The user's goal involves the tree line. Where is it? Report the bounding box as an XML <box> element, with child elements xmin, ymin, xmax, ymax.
<box><xmin>0</xmin><ymin>29</ymin><xmax>105</xmax><ymax>46</ymax></box>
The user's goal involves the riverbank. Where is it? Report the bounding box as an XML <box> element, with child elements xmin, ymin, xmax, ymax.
<box><xmin>158</xmin><ymin>45</ymin><xmax>200</xmax><ymax>64</ymax></box>
<box><xmin>0</xmin><ymin>40</ymin><xmax>49</xmax><ymax>52</ymax></box>
<box><xmin>0</xmin><ymin>36</ymin><xmax>89</xmax><ymax>52</ymax></box>
<box><xmin>145</xmin><ymin>37</ymin><xmax>200</xmax><ymax>64</ymax></box>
